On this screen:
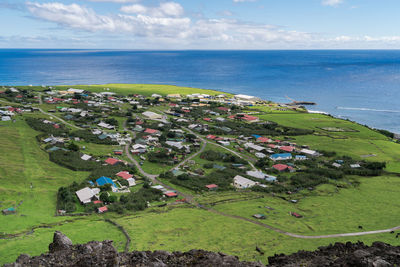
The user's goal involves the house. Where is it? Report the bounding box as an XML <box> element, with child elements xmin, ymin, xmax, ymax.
<box><xmin>218</xmin><ymin>140</ymin><xmax>230</xmax><ymax>146</ymax></box>
<box><xmin>291</xmin><ymin>212</ymin><xmax>303</xmax><ymax>218</ymax></box>
<box><xmin>295</xmin><ymin>155</ymin><xmax>307</xmax><ymax>160</ymax></box>
<box><xmin>253</xmin><ymin>214</ymin><xmax>266</xmax><ymax>219</ymax></box>
<box><xmin>270</xmin><ymin>153</ymin><xmax>292</xmax><ymax>161</ymax></box>
<box><xmin>2</xmin><ymin>207</ymin><xmax>16</xmax><ymax>215</ymax></box>
<box><xmin>165</xmin><ymin>192</ymin><xmax>178</xmax><ymax>197</ymax></box>
<box><xmin>98</xmin><ymin>206</ymin><xmax>108</xmax><ymax>213</ymax></box>
<box><xmin>1</xmin><ymin>116</ymin><xmax>11</xmax><ymax>121</ymax></box>
<box><xmin>332</xmin><ymin>162</ymin><xmax>342</xmax><ymax>168</ymax></box>
<box><xmin>350</xmin><ymin>164</ymin><xmax>361</xmax><ymax>168</ymax></box>
<box><xmin>76</xmin><ymin>187</ymin><xmax>100</xmax><ymax>204</ymax></box>
<box><xmin>228</xmin><ymin>114</ymin><xmax>259</xmax><ymax>122</ymax></box>
<box><xmin>257</xmin><ymin>137</ymin><xmax>271</xmax><ymax>143</ymax></box>
<box><xmin>105</xmin><ymin>158</ymin><xmax>121</xmax><ymax>165</ymax></box>
<box><xmin>142</xmin><ymin>111</ymin><xmax>162</xmax><ymax>120</ymax></box>
<box><xmin>98</xmin><ymin>122</ymin><xmax>115</xmax><ymax>129</ymax></box>
<box><xmin>246</xmin><ymin>171</ymin><xmax>277</xmax><ymax>182</ymax></box>
<box><xmin>116</xmin><ymin>171</ymin><xmax>133</xmax><ymax>180</ymax></box>
<box><xmin>81</xmin><ymin>154</ymin><xmax>92</xmax><ymax>161</ymax></box>
<box><xmin>151</xmin><ymin>93</ymin><xmax>162</xmax><ymax>98</ymax></box>
<box><xmin>206</xmin><ymin>135</ymin><xmax>217</xmax><ymax>140</ymax></box>
<box><xmin>205</xmin><ymin>184</ymin><xmax>218</xmax><ymax>190</ymax></box>
<box><xmin>300</xmin><ymin>149</ymin><xmax>319</xmax><ymax>157</ymax></box>
<box><xmin>144</xmin><ymin>128</ymin><xmax>159</xmax><ymax>135</ymax></box>
<box><xmin>233</xmin><ymin>175</ymin><xmax>258</xmax><ymax>189</ymax></box>
<box><xmin>280</xmin><ymin>146</ymin><xmax>296</xmax><ymax>152</ymax></box>
<box><xmin>96</xmin><ymin>176</ymin><xmax>117</xmax><ymax>189</ymax></box>
<box><xmin>167</xmin><ymin>94</ymin><xmax>181</xmax><ymax>98</ymax></box>
<box><xmin>166</xmin><ymin>141</ymin><xmax>184</xmax><ymax>150</ymax></box>
<box><xmin>126</xmin><ymin>178</ymin><xmax>136</xmax><ymax>187</ymax></box>
<box><xmin>272</xmin><ymin>164</ymin><xmax>294</xmax><ymax>172</ymax></box>
<box><xmin>255</xmin><ymin>152</ymin><xmax>266</xmax><ymax>158</ymax></box>
<box><xmin>244</xmin><ymin>142</ymin><xmax>265</xmax><ymax>152</ymax></box>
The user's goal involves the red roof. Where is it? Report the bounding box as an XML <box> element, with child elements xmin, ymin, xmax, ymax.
<box><xmin>280</xmin><ymin>146</ymin><xmax>295</xmax><ymax>152</ymax></box>
<box><xmin>144</xmin><ymin>128</ymin><xmax>158</xmax><ymax>134</ymax></box>
<box><xmin>206</xmin><ymin>184</ymin><xmax>218</xmax><ymax>189</ymax></box>
<box><xmin>203</xmin><ymin>118</ymin><xmax>212</xmax><ymax>122</ymax></box>
<box><xmin>53</xmin><ymin>124</ymin><xmax>60</xmax><ymax>129</ymax></box>
<box><xmin>242</xmin><ymin>114</ymin><xmax>258</xmax><ymax>121</ymax></box>
<box><xmin>114</xmin><ymin>151</ymin><xmax>123</xmax><ymax>155</ymax></box>
<box><xmin>98</xmin><ymin>206</ymin><xmax>108</xmax><ymax>213</ymax></box>
<box><xmin>272</xmin><ymin>164</ymin><xmax>289</xmax><ymax>171</ymax></box>
<box><xmin>16</xmin><ymin>95</ymin><xmax>23</xmax><ymax>98</ymax></box>
<box><xmin>93</xmin><ymin>200</ymin><xmax>103</xmax><ymax>204</ymax></box>
<box><xmin>136</xmin><ymin>120</ymin><xmax>144</xmax><ymax>125</ymax></box>
<box><xmin>228</xmin><ymin>114</ymin><xmax>258</xmax><ymax>121</ymax></box>
<box><xmin>116</xmin><ymin>171</ymin><xmax>133</xmax><ymax>180</ymax></box>
<box><xmin>291</xmin><ymin>212</ymin><xmax>302</xmax><ymax>218</ymax></box>
<box><xmin>257</xmin><ymin>137</ymin><xmax>271</xmax><ymax>143</ymax></box>
<box><xmin>215</xmin><ymin>137</ymin><xmax>224</xmax><ymax>141</ymax></box>
<box><xmin>182</xmin><ymin>109</ymin><xmax>190</xmax><ymax>113</ymax></box>
<box><xmin>268</xmin><ymin>144</ymin><xmax>276</xmax><ymax>148</ymax></box>
<box><xmin>169</xmin><ymin>103</ymin><xmax>177</xmax><ymax>107</ymax></box>
<box><xmin>206</xmin><ymin>135</ymin><xmax>217</xmax><ymax>140</ymax></box>
<box><xmin>217</xmin><ymin>107</ymin><xmax>229</xmax><ymax>111</ymax></box>
<box><xmin>53</xmin><ymin>98</ymin><xmax>64</xmax><ymax>101</ymax></box>
<box><xmin>105</xmin><ymin>158</ymin><xmax>120</xmax><ymax>165</ymax></box>
<box><xmin>165</xmin><ymin>192</ymin><xmax>178</xmax><ymax>197</ymax></box>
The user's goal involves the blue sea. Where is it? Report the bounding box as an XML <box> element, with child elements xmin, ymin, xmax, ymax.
<box><xmin>0</xmin><ymin>49</ymin><xmax>399</xmax><ymax>133</ymax></box>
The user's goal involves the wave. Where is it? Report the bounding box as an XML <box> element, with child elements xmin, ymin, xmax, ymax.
<box><xmin>336</xmin><ymin>107</ymin><xmax>400</xmax><ymax>113</ymax></box>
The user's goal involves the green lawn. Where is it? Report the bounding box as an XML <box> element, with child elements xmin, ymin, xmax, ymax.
<box><xmin>211</xmin><ymin>175</ymin><xmax>400</xmax><ymax>236</ymax></box>
<box><xmin>52</xmin><ymin>84</ymin><xmax>231</xmax><ymax>97</ymax></box>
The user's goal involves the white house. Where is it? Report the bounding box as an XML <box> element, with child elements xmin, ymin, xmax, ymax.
<box><xmin>81</xmin><ymin>154</ymin><xmax>92</xmax><ymax>161</ymax></box>
<box><xmin>233</xmin><ymin>175</ymin><xmax>258</xmax><ymax>189</ymax></box>
<box><xmin>244</xmin><ymin>142</ymin><xmax>265</xmax><ymax>152</ymax></box>
<box><xmin>75</xmin><ymin>187</ymin><xmax>100</xmax><ymax>204</ymax></box>
<box><xmin>142</xmin><ymin>111</ymin><xmax>163</xmax><ymax>120</ymax></box>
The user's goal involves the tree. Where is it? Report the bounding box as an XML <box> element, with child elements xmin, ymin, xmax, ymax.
<box><xmin>100</xmin><ymin>192</ymin><xmax>109</xmax><ymax>203</ymax></box>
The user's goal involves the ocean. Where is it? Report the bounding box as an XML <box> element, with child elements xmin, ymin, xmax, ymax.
<box><xmin>0</xmin><ymin>49</ymin><xmax>399</xmax><ymax>133</ymax></box>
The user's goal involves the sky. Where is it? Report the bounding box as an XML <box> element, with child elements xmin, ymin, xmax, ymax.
<box><xmin>1</xmin><ymin>0</ymin><xmax>400</xmax><ymax>49</ymax></box>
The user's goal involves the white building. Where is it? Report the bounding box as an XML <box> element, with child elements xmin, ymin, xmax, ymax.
<box><xmin>233</xmin><ymin>175</ymin><xmax>258</xmax><ymax>189</ymax></box>
<box><xmin>142</xmin><ymin>111</ymin><xmax>163</xmax><ymax>120</ymax></box>
<box><xmin>75</xmin><ymin>187</ymin><xmax>100</xmax><ymax>204</ymax></box>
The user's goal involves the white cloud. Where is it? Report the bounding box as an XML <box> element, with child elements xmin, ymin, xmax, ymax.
<box><xmin>121</xmin><ymin>2</ymin><xmax>183</xmax><ymax>17</ymax></box>
<box><xmin>322</xmin><ymin>0</ymin><xmax>344</xmax><ymax>6</ymax></box>
<box><xmin>24</xmin><ymin>1</ymin><xmax>400</xmax><ymax>49</ymax></box>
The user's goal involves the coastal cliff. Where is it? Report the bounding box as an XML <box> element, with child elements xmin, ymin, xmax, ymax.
<box><xmin>4</xmin><ymin>232</ymin><xmax>400</xmax><ymax>267</ymax></box>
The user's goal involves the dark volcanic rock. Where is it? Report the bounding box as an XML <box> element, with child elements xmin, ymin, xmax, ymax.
<box><xmin>4</xmin><ymin>232</ymin><xmax>263</xmax><ymax>267</ymax></box>
<box><xmin>4</xmin><ymin>232</ymin><xmax>400</xmax><ymax>267</ymax></box>
<box><xmin>267</xmin><ymin>241</ymin><xmax>400</xmax><ymax>267</ymax></box>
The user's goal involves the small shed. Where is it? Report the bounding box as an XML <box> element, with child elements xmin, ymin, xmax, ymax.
<box><xmin>205</xmin><ymin>184</ymin><xmax>218</xmax><ymax>191</ymax></box>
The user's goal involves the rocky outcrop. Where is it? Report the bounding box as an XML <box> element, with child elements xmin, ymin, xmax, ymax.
<box><xmin>267</xmin><ymin>241</ymin><xmax>400</xmax><ymax>267</ymax></box>
<box><xmin>4</xmin><ymin>232</ymin><xmax>400</xmax><ymax>267</ymax></box>
<box><xmin>4</xmin><ymin>232</ymin><xmax>264</xmax><ymax>267</ymax></box>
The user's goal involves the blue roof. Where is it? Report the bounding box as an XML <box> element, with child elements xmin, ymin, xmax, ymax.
<box><xmin>296</xmin><ymin>155</ymin><xmax>307</xmax><ymax>159</ymax></box>
<box><xmin>96</xmin><ymin>176</ymin><xmax>116</xmax><ymax>187</ymax></box>
<box><xmin>252</xmin><ymin>134</ymin><xmax>261</xmax><ymax>139</ymax></box>
<box><xmin>266</xmin><ymin>176</ymin><xmax>277</xmax><ymax>182</ymax></box>
<box><xmin>270</xmin><ymin>153</ymin><xmax>292</xmax><ymax>159</ymax></box>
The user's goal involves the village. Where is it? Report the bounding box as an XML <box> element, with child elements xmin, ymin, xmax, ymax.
<box><xmin>0</xmin><ymin>86</ymin><xmax>387</xmax><ymax>219</ymax></box>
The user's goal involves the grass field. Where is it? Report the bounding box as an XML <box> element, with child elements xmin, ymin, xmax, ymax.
<box><xmin>211</xmin><ymin>175</ymin><xmax>400</xmax><ymax>235</ymax></box>
<box><xmin>51</xmin><ymin>84</ymin><xmax>231</xmax><ymax>97</ymax></box>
